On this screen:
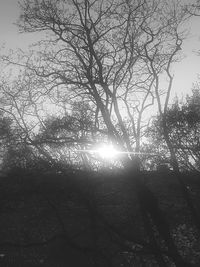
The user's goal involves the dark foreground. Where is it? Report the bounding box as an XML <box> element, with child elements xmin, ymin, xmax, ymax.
<box><xmin>0</xmin><ymin>168</ymin><xmax>200</xmax><ymax>266</ymax></box>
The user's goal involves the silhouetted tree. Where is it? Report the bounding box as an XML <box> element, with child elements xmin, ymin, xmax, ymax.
<box><xmin>185</xmin><ymin>0</ymin><xmax>200</xmax><ymax>16</ymax></box>
<box><xmin>1</xmin><ymin>0</ymin><xmax>186</xmax><ymax>168</ymax></box>
<box><xmin>146</xmin><ymin>87</ymin><xmax>200</xmax><ymax>172</ymax></box>
<box><xmin>0</xmin><ymin>1</ymin><xmax>197</xmax><ymax>266</ymax></box>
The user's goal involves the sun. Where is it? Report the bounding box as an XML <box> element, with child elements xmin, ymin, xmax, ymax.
<box><xmin>96</xmin><ymin>144</ymin><xmax>119</xmax><ymax>159</ymax></box>
<box><xmin>77</xmin><ymin>143</ymin><xmax>121</xmax><ymax>161</ymax></box>
<box><xmin>77</xmin><ymin>143</ymin><xmax>157</xmax><ymax>161</ymax></box>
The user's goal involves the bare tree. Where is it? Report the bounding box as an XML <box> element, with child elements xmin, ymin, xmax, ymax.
<box><xmin>185</xmin><ymin>0</ymin><xmax>200</xmax><ymax>16</ymax></box>
<box><xmin>0</xmin><ymin>0</ymin><xmax>183</xmax><ymax>168</ymax></box>
<box><xmin>1</xmin><ymin>2</ymin><xmax>197</xmax><ymax>265</ymax></box>
<box><xmin>142</xmin><ymin>1</ymin><xmax>200</xmax><ymax>231</ymax></box>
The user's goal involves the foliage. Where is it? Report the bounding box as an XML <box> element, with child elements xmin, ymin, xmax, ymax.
<box><xmin>145</xmin><ymin>87</ymin><xmax>200</xmax><ymax>171</ymax></box>
<box><xmin>0</xmin><ymin>112</ymin><xmax>37</xmax><ymax>172</ymax></box>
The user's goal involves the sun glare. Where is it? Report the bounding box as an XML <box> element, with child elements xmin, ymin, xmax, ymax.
<box><xmin>96</xmin><ymin>144</ymin><xmax>118</xmax><ymax>159</ymax></box>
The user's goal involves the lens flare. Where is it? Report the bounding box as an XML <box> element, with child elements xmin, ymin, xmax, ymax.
<box><xmin>97</xmin><ymin>144</ymin><xmax>118</xmax><ymax>159</ymax></box>
<box><xmin>77</xmin><ymin>143</ymin><xmax>157</xmax><ymax>161</ymax></box>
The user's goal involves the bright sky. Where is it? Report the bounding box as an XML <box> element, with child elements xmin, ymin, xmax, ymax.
<box><xmin>0</xmin><ymin>0</ymin><xmax>41</xmax><ymax>51</ymax></box>
<box><xmin>0</xmin><ymin>0</ymin><xmax>20</xmax><ymax>48</ymax></box>
<box><xmin>0</xmin><ymin>0</ymin><xmax>200</xmax><ymax>100</ymax></box>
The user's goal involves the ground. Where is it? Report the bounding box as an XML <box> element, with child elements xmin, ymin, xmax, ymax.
<box><xmin>0</xmin><ymin>168</ymin><xmax>200</xmax><ymax>266</ymax></box>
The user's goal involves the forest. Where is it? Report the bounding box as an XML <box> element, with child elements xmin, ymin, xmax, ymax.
<box><xmin>0</xmin><ymin>0</ymin><xmax>200</xmax><ymax>266</ymax></box>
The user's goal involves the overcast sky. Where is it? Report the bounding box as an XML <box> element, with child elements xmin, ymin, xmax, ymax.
<box><xmin>0</xmin><ymin>0</ymin><xmax>19</xmax><ymax>47</ymax></box>
<box><xmin>0</xmin><ymin>0</ymin><xmax>200</xmax><ymax>99</ymax></box>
